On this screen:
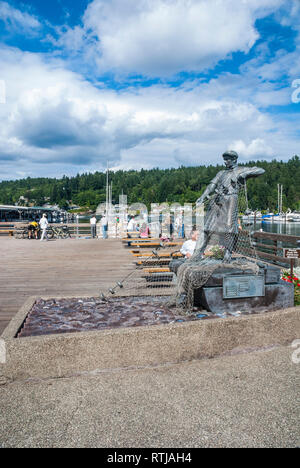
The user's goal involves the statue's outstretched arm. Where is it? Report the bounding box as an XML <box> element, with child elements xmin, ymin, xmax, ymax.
<box><xmin>239</xmin><ymin>167</ymin><xmax>265</xmax><ymax>181</ymax></box>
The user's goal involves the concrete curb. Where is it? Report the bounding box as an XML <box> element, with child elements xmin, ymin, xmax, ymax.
<box><xmin>1</xmin><ymin>295</ymin><xmax>300</xmax><ymax>381</ymax></box>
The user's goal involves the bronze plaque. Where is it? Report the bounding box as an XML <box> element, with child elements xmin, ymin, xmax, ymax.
<box><xmin>223</xmin><ymin>275</ymin><xmax>265</xmax><ymax>299</ymax></box>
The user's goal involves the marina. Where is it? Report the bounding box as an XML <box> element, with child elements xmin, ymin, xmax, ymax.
<box><xmin>1</xmin><ymin>0</ymin><xmax>300</xmax><ymax>450</ymax></box>
<box><xmin>242</xmin><ymin>219</ymin><xmax>300</xmax><ymax>237</ymax></box>
<box><xmin>0</xmin><ymin>204</ymin><xmax>65</xmax><ymax>223</ymax></box>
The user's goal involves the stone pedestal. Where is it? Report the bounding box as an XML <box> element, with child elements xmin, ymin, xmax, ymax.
<box><xmin>194</xmin><ymin>260</ymin><xmax>294</xmax><ymax>313</ymax></box>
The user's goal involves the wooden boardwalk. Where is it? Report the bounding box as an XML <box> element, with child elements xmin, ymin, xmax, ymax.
<box><xmin>0</xmin><ymin>237</ymin><xmax>134</xmax><ymax>335</ymax></box>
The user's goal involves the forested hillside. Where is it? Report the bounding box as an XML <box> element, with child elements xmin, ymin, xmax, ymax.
<box><xmin>0</xmin><ymin>157</ymin><xmax>299</xmax><ymax>212</ymax></box>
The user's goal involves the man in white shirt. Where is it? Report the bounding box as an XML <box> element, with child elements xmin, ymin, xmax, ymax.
<box><xmin>101</xmin><ymin>214</ymin><xmax>108</xmax><ymax>239</ymax></box>
<box><xmin>127</xmin><ymin>216</ymin><xmax>137</xmax><ymax>233</ymax></box>
<box><xmin>174</xmin><ymin>211</ymin><xmax>184</xmax><ymax>238</ymax></box>
<box><xmin>169</xmin><ymin>229</ymin><xmax>199</xmax><ymax>275</ymax></box>
<box><xmin>180</xmin><ymin>229</ymin><xmax>199</xmax><ymax>258</ymax></box>
<box><xmin>90</xmin><ymin>215</ymin><xmax>97</xmax><ymax>238</ymax></box>
<box><xmin>39</xmin><ymin>213</ymin><xmax>49</xmax><ymax>241</ymax></box>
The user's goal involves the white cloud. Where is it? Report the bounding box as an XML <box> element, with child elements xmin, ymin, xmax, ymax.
<box><xmin>229</xmin><ymin>138</ymin><xmax>275</xmax><ymax>158</ymax></box>
<box><xmin>0</xmin><ymin>43</ymin><xmax>299</xmax><ymax>180</ymax></box>
<box><xmin>241</xmin><ymin>46</ymin><xmax>300</xmax><ymax>84</ymax></box>
<box><xmin>0</xmin><ymin>1</ymin><xmax>41</xmax><ymax>33</ymax></box>
<box><xmin>57</xmin><ymin>0</ymin><xmax>283</xmax><ymax>77</ymax></box>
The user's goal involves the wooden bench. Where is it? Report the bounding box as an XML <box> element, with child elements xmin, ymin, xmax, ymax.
<box><xmin>130</xmin><ymin>250</ymin><xmax>183</xmax><ymax>258</ymax></box>
<box><xmin>143</xmin><ymin>267</ymin><xmax>171</xmax><ymax>273</ymax></box>
<box><xmin>122</xmin><ymin>234</ymin><xmax>157</xmax><ymax>239</ymax></box>
<box><xmin>141</xmin><ymin>270</ymin><xmax>175</xmax><ymax>286</ymax></box>
<box><xmin>0</xmin><ymin>224</ymin><xmax>15</xmax><ymax>236</ymax></box>
<box><xmin>0</xmin><ymin>229</ymin><xmax>14</xmax><ymax>236</ymax></box>
<box><xmin>136</xmin><ymin>258</ymin><xmax>171</xmax><ymax>266</ymax></box>
<box><xmin>128</xmin><ymin>240</ymin><xmax>184</xmax><ymax>248</ymax></box>
<box><xmin>129</xmin><ymin>242</ymin><xmax>162</xmax><ymax>248</ymax></box>
<box><xmin>124</xmin><ymin>238</ymin><xmax>184</xmax><ymax>244</ymax></box>
<box><xmin>163</xmin><ymin>241</ymin><xmax>184</xmax><ymax>247</ymax></box>
<box><xmin>122</xmin><ymin>235</ymin><xmax>142</xmax><ymax>242</ymax></box>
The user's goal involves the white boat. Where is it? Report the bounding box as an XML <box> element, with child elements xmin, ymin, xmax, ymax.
<box><xmin>242</xmin><ymin>211</ymin><xmax>262</xmax><ymax>221</ymax></box>
<box><xmin>276</xmin><ymin>209</ymin><xmax>300</xmax><ymax>222</ymax></box>
<box><xmin>290</xmin><ymin>211</ymin><xmax>300</xmax><ymax>222</ymax></box>
<box><xmin>261</xmin><ymin>210</ymin><xmax>298</xmax><ymax>222</ymax></box>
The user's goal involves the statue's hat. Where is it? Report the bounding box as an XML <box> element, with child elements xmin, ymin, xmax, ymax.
<box><xmin>222</xmin><ymin>150</ymin><xmax>238</xmax><ymax>160</ymax></box>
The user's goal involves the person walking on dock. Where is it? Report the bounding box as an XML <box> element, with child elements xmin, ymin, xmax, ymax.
<box><xmin>101</xmin><ymin>213</ymin><xmax>108</xmax><ymax>239</ymax></box>
<box><xmin>90</xmin><ymin>215</ymin><xmax>97</xmax><ymax>238</ymax></box>
<box><xmin>39</xmin><ymin>213</ymin><xmax>49</xmax><ymax>242</ymax></box>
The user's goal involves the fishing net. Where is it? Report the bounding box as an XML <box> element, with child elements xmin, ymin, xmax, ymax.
<box><xmin>172</xmin><ymin>165</ymin><xmax>263</xmax><ymax>314</ymax></box>
<box><xmin>99</xmin><ymin>161</ymin><xmax>264</xmax><ymax>313</ymax></box>
<box><xmin>98</xmin><ymin>239</ymin><xmax>181</xmax><ymax>303</ymax></box>
<box><xmin>99</xmin><ymin>185</ymin><xmax>257</xmax><ymax>306</ymax></box>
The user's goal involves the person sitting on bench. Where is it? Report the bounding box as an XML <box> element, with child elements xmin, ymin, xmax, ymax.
<box><xmin>139</xmin><ymin>222</ymin><xmax>150</xmax><ymax>238</ymax></box>
<box><xmin>180</xmin><ymin>229</ymin><xmax>199</xmax><ymax>258</ymax></box>
<box><xmin>169</xmin><ymin>229</ymin><xmax>199</xmax><ymax>274</ymax></box>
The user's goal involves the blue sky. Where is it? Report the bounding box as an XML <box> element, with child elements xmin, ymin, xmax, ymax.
<box><xmin>0</xmin><ymin>0</ymin><xmax>299</xmax><ymax>180</ymax></box>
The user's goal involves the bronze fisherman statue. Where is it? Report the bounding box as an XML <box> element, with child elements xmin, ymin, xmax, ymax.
<box><xmin>174</xmin><ymin>150</ymin><xmax>265</xmax><ymax>311</ymax></box>
<box><xmin>194</xmin><ymin>150</ymin><xmax>265</xmax><ymax>262</ymax></box>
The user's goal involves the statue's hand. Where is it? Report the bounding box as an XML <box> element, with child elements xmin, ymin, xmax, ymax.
<box><xmin>196</xmin><ymin>195</ymin><xmax>209</xmax><ymax>206</ymax></box>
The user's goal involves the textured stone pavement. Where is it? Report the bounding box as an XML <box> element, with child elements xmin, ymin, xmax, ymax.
<box><xmin>0</xmin><ymin>345</ymin><xmax>299</xmax><ymax>448</ymax></box>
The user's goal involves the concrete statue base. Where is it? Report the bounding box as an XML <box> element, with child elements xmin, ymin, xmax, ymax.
<box><xmin>194</xmin><ymin>260</ymin><xmax>294</xmax><ymax>313</ymax></box>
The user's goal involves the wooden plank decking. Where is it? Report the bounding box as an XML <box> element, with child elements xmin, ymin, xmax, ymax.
<box><xmin>0</xmin><ymin>237</ymin><xmax>134</xmax><ymax>335</ymax></box>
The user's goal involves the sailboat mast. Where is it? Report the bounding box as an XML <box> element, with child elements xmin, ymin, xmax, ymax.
<box><xmin>106</xmin><ymin>161</ymin><xmax>109</xmax><ymax>214</ymax></box>
<box><xmin>277</xmin><ymin>184</ymin><xmax>283</xmax><ymax>214</ymax></box>
<box><xmin>109</xmin><ymin>182</ymin><xmax>112</xmax><ymax>207</ymax></box>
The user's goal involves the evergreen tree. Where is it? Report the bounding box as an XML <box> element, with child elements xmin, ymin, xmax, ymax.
<box><xmin>0</xmin><ymin>157</ymin><xmax>299</xmax><ymax>212</ymax></box>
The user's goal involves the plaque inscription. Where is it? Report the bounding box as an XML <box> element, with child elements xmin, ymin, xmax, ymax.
<box><xmin>223</xmin><ymin>275</ymin><xmax>265</xmax><ymax>299</ymax></box>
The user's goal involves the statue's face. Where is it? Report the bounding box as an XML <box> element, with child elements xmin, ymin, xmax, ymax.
<box><xmin>223</xmin><ymin>157</ymin><xmax>237</xmax><ymax>169</ymax></box>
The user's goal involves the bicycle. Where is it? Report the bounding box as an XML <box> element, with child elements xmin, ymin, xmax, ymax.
<box><xmin>14</xmin><ymin>226</ymin><xmax>29</xmax><ymax>239</ymax></box>
<box><xmin>46</xmin><ymin>225</ymin><xmax>71</xmax><ymax>239</ymax></box>
<box><xmin>61</xmin><ymin>225</ymin><xmax>71</xmax><ymax>238</ymax></box>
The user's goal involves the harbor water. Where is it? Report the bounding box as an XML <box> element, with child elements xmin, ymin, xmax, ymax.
<box><xmin>244</xmin><ymin>220</ymin><xmax>300</xmax><ymax>237</ymax></box>
<box><xmin>76</xmin><ymin>214</ymin><xmax>300</xmax><ymax>237</ymax></box>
